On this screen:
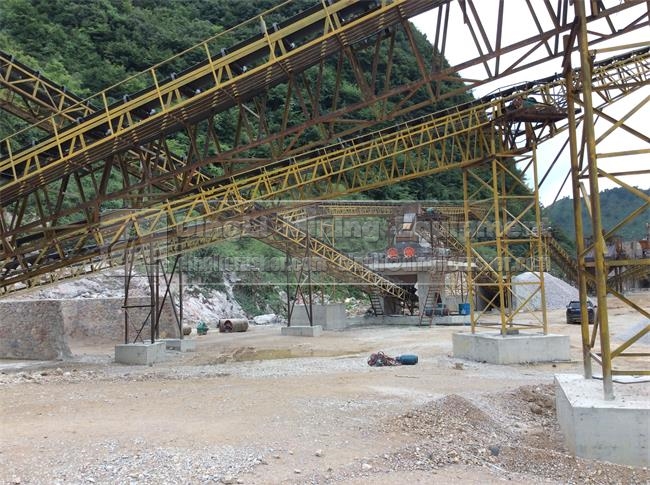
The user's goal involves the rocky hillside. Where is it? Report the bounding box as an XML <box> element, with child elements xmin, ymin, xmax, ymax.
<box><xmin>16</xmin><ymin>269</ymin><xmax>250</xmax><ymax>326</ymax></box>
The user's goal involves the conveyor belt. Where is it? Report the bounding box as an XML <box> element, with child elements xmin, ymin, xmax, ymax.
<box><xmin>0</xmin><ymin>76</ymin><xmax>570</xmax><ymax>290</ymax></box>
<box><xmin>544</xmin><ymin>233</ymin><xmax>580</xmax><ymax>285</ymax></box>
<box><xmin>0</xmin><ymin>0</ymin><xmax>438</xmax><ymax>205</ymax></box>
<box><xmin>4</xmin><ymin>46</ymin><xmax>649</xmax><ymax>251</ymax></box>
<box><xmin>1</xmin><ymin>46</ymin><xmax>649</xmax><ymax>293</ymax></box>
<box><xmin>1</xmin><ymin>1</ymin><xmax>646</xmax><ymax>213</ymax></box>
<box><xmin>0</xmin><ymin>51</ymin><xmax>412</xmax><ymax>302</ymax></box>
<box><xmin>256</xmin><ymin>215</ymin><xmax>411</xmax><ymax>301</ymax></box>
<box><xmin>0</xmin><ymin>50</ymin><xmax>92</xmax><ymax>129</ymax></box>
<box><xmin>607</xmin><ymin>262</ymin><xmax>650</xmax><ymax>288</ymax></box>
<box><xmin>0</xmin><ymin>50</ymin><xmax>211</xmax><ymax>191</ymax></box>
<box><xmin>14</xmin><ymin>43</ymin><xmax>648</xmax><ymax>232</ymax></box>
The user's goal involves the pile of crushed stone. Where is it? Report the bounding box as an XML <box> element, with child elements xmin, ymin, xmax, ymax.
<box><xmin>349</xmin><ymin>384</ymin><xmax>648</xmax><ymax>485</ymax></box>
<box><xmin>512</xmin><ymin>272</ymin><xmax>589</xmax><ymax>311</ymax></box>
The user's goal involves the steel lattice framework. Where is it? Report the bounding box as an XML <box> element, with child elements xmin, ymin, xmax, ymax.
<box><xmin>1</xmin><ymin>1</ymin><xmax>646</xmax><ymax>214</ymax></box>
<box><xmin>0</xmin><ymin>0</ymin><xmax>648</xmax><ymax>399</ymax></box>
<box><xmin>0</xmin><ymin>53</ymin><xmax>415</xmax><ymax>306</ymax></box>
<box><xmin>3</xmin><ymin>51</ymin><xmax>647</xmax><ymax>292</ymax></box>
<box><xmin>567</xmin><ymin>2</ymin><xmax>650</xmax><ymax>396</ymax></box>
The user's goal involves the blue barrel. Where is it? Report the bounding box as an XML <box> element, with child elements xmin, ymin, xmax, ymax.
<box><xmin>397</xmin><ymin>354</ymin><xmax>418</xmax><ymax>365</ymax></box>
<box><xmin>459</xmin><ymin>303</ymin><xmax>470</xmax><ymax>315</ymax></box>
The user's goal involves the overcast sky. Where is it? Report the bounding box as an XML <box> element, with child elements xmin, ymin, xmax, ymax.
<box><xmin>411</xmin><ymin>1</ymin><xmax>650</xmax><ymax>207</ymax></box>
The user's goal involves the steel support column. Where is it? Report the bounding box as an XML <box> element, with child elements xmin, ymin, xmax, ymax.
<box><xmin>574</xmin><ymin>0</ymin><xmax>614</xmax><ymax>400</ymax></box>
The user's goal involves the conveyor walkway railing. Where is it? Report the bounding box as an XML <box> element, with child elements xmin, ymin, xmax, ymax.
<box><xmin>1</xmin><ymin>47</ymin><xmax>649</xmax><ymax>294</ymax></box>
<box><xmin>0</xmin><ymin>0</ymin><xmax>437</xmax><ymax>205</ymax></box>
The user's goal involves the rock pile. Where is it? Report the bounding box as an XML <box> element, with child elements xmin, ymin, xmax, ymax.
<box><xmin>512</xmin><ymin>272</ymin><xmax>585</xmax><ymax>311</ymax></box>
<box><xmin>15</xmin><ymin>269</ymin><xmax>247</xmax><ymax>326</ymax></box>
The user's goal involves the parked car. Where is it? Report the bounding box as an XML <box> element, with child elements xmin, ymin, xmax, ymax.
<box><xmin>566</xmin><ymin>300</ymin><xmax>595</xmax><ymax>324</ymax></box>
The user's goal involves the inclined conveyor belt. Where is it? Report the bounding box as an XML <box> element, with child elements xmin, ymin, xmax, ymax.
<box><xmin>0</xmin><ymin>0</ymin><xmax>439</xmax><ymax>206</ymax></box>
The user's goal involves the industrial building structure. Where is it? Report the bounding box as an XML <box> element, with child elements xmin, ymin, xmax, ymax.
<box><xmin>1</xmin><ymin>0</ymin><xmax>648</xmax><ymax>467</ymax></box>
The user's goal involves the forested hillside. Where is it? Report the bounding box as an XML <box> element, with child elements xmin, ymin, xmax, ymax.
<box><xmin>544</xmin><ymin>187</ymin><xmax>650</xmax><ymax>241</ymax></box>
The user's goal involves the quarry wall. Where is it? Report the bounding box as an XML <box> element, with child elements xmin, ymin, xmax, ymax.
<box><xmin>0</xmin><ymin>297</ymin><xmax>178</xmax><ymax>360</ymax></box>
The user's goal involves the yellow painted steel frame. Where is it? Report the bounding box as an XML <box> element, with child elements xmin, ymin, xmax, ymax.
<box><xmin>1</xmin><ymin>46</ymin><xmax>649</xmax><ymax>315</ymax></box>
<box><xmin>1</xmin><ymin>75</ymin><xmax>574</xmax><ymax>293</ymax></box>
<box><xmin>1</xmin><ymin>0</ymin><xmax>646</xmax><ymax>215</ymax></box>
<box><xmin>463</xmin><ymin>149</ymin><xmax>548</xmax><ymax>335</ymax></box>
<box><xmin>0</xmin><ymin>0</ymin><xmax>437</xmax><ymax>203</ymax></box>
<box><xmin>0</xmin><ymin>53</ymin><xmax>211</xmax><ymax>193</ymax></box>
<box><xmin>543</xmin><ymin>233</ymin><xmax>583</xmax><ymax>289</ymax></box>
<box><xmin>255</xmin><ymin>215</ymin><xmax>410</xmax><ymax>300</ymax></box>
<box><xmin>0</xmin><ymin>52</ymin><xmax>411</xmax><ymax>304</ymax></box>
<box><xmin>0</xmin><ymin>50</ymin><xmax>94</xmax><ymax>130</ymax></box>
<box><xmin>572</xmin><ymin>2</ymin><xmax>650</xmax><ymax>398</ymax></box>
<box><xmin>2</xmin><ymin>2</ymin><xmax>648</xmax><ymax>290</ymax></box>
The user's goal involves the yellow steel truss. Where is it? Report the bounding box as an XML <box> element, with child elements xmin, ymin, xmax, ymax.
<box><xmin>0</xmin><ymin>53</ymin><xmax>411</xmax><ymax>305</ymax></box>
<box><xmin>1</xmin><ymin>2</ymin><xmax>647</xmax><ymax>292</ymax></box>
<box><xmin>463</xmin><ymin>149</ymin><xmax>548</xmax><ymax>334</ymax></box>
<box><xmin>0</xmin><ymin>50</ymin><xmax>94</xmax><ymax>128</ymax></box>
<box><xmin>258</xmin><ymin>215</ymin><xmax>410</xmax><ymax>301</ymax></box>
<box><xmin>0</xmin><ymin>71</ymin><xmax>577</xmax><ymax>292</ymax></box>
<box><xmin>0</xmin><ymin>0</ymin><xmax>436</xmax><ymax>204</ymax></box>
<box><xmin>1</xmin><ymin>0</ymin><xmax>646</xmax><ymax>217</ymax></box>
<box><xmin>2</xmin><ymin>48</ymin><xmax>648</xmax><ymax>295</ymax></box>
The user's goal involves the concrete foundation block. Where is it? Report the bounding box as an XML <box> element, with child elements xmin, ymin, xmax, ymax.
<box><xmin>161</xmin><ymin>338</ymin><xmax>196</xmax><ymax>352</ymax></box>
<box><xmin>115</xmin><ymin>341</ymin><xmax>167</xmax><ymax>365</ymax></box>
<box><xmin>452</xmin><ymin>332</ymin><xmax>570</xmax><ymax>364</ymax></box>
<box><xmin>433</xmin><ymin>315</ymin><xmax>471</xmax><ymax>326</ymax></box>
<box><xmin>555</xmin><ymin>374</ymin><xmax>650</xmax><ymax>467</ymax></box>
<box><xmin>281</xmin><ymin>325</ymin><xmax>323</xmax><ymax>337</ymax></box>
<box><xmin>291</xmin><ymin>304</ymin><xmax>347</xmax><ymax>330</ymax></box>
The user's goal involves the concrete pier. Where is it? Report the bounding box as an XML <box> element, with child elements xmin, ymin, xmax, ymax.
<box><xmin>115</xmin><ymin>341</ymin><xmax>166</xmax><ymax>365</ymax></box>
<box><xmin>555</xmin><ymin>373</ymin><xmax>649</xmax><ymax>467</ymax></box>
<box><xmin>161</xmin><ymin>338</ymin><xmax>196</xmax><ymax>352</ymax></box>
<box><xmin>281</xmin><ymin>325</ymin><xmax>323</xmax><ymax>337</ymax></box>
<box><xmin>291</xmin><ymin>304</ymin><xmax>347</xmax><ymax>330</ymax></box>
<box><xmin>433</xmin><ymin>315</ymin><xmax>471</xmax><ymax>326</ymax></box>
<box><xmin>452</xmin><ymin>332</ymin><xmax>570</xmax><ymax>364</ymax></box>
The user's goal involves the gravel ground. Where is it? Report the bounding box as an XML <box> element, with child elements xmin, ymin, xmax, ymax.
<box><xmin>1</xmin><ymin>311</ymin><xmax>648</xmax><ymax>484</ymax></box>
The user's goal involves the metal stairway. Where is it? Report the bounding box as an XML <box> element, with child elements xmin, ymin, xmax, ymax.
<box><xmin>368</xmin><ymin>291</ymin><xmax>384</xmax><ymax>316</ymax></box>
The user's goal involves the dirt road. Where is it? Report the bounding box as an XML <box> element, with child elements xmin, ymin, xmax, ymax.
<box><xmin>0</xmin><ymin>300</ymin><xmax>648</xmax><ymax>484</ymax></box>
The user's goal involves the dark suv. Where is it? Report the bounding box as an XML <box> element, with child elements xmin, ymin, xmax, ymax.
<box><xmin>566</xmin><ymin>300</ymin><xmax>595</xmax><ymax>324</ymax></box>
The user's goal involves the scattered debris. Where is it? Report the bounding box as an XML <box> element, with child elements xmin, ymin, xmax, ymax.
<box><xmin>367</xmin><ymin>352</ymin><xmax>418</xmax><ymax>366</ymax></box>
<box><xmin>368</xmin><ymin>352</ymin><xmax>400</xmax><ymax>366</ymax></box>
